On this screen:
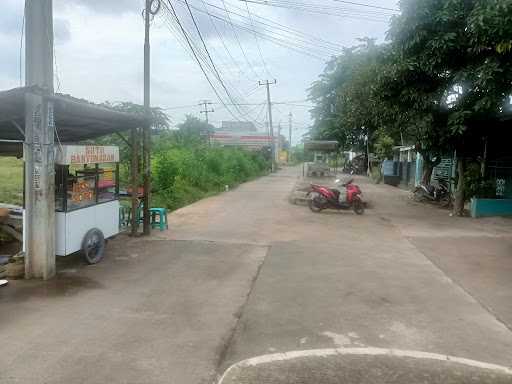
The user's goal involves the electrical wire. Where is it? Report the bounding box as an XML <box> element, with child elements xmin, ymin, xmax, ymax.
<box><xmin>192</xmin><ymin>0</ymin><xmax>342</xmax><ymax>55</ymax></box>
<box><xmin>162</xmin><ymin>1</ymin><xmax>268</xmax><ymax>127</ymax></box>
<box><xmin>185</xmin><ymin>0</ymin><xmax>343</xmax><ymax>57</ymax></box>
<box><xmin>163</xmin><ymin>0</ymin><xmax>242</xmax><ymax>122</ymax></box>
<box><xmin>244</xmin><ymin>1</ymin><xmax>273</xmax><ymax>78</ymax></box>
<box><xmin>173</xmin><ymin>1</ymin><xmax>332</xmax><ymax>60</ymax></box>
<box><xmin>183</xmin><ymin>0</ymin><xmax>267</xmax><ymax>122</ymax></box>
<box><xmin>161</xmin><ymin>2</ymin><xmax>316</xmax><ymax>127</ymax></box>
<box><xmin>238</xmin><ymin>0</ymin><xmax>394</xmax><ymax>22</ymax></box>
<box><xmin>221</xmin><ymin>0</ymin><xmax>262</xmax><ymax>79</ymax></box>
<box><xmin>222</xmin><ymin>0</ymin><xmax>343</xmax><ymax>51</ymax></box>
<box><xmin>198</xmin><ymin>0</ymin><xmax>256</xmax><ymax>83</ymax></box>
<box><xmin>330</xmin><ymin>0</ymin><xmax>399</xmax><ymax>12</ymax></box>
<box><xmin>241</xmin><ymin>0</ymin><xmax>396</xmax><ymax>16</ymax></box>
<box><xmin>19</xmin><ymin>2</ymin><xmax>26</xmax><ymax>87</ymax></box>
<box><xmin>183</xmin><ymin>0</ymin><xmax>235</xmax><ymax>102</ymax></box>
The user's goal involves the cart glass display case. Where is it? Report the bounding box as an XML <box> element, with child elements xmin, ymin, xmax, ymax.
<box><xmin>55</xmin><ymin>164</ymin><xmax>119</xmax><ymax>212</ymax></box>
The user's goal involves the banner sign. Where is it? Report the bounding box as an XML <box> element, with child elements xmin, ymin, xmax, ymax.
<box><xmin>55</xmin><ymin>145</ymin><xmax>119</xmax><ymax>165</ymax></box>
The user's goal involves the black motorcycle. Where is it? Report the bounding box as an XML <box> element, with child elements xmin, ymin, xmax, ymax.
<box><xmin>413</xmin><ymin>179</ymin><xmax>451</xmax><ymax>205</ymax></box>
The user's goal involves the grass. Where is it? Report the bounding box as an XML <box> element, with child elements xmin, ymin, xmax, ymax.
<box><xmin>0</xmin><ymin>157</ymin><xmax>24</xmax><ymax>206</ymax></box>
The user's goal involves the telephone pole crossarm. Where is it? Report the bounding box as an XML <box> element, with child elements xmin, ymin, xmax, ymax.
<box><xmin>199</xmin><ymin>100</ymin><xmax>214</xmax><ymax>124</ymax></box>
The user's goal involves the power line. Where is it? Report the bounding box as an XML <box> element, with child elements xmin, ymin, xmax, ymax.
<box><xmin>223</xmin><ymin>0</ymin><xmax>343</xmax><ymax>47</ymax></box>
<box><xmin>197</xmin><ymin>0</ymin><xmax>344</xmax><ymax>54</ymax></box>
<box><xmin>182</xmin><ymin>0</ymin><xmax>270</xmax><ymax>125</ymax></box>
<box><xmin>163</xmin><ymin>0</ymin><xmax>242</xmax><ymax>122</ymax></box>
<box><xmin>198</xmin><ymin>0</ymin><xmax>256</xmax><ymax>83</ymax></box>
<box><xmin>242</xmin><ymin>0</ymin><xmax>397</xmax><ymax>15</ymax></box>
<box><xmin>182</xmin><ymin>0</ymin><xmax>240</xmax><ymax>109</ymax></box>
<box><xmin>244</xmin><ymin>1</ymin><xmax>272</xmax><ymax>78</ymax></box>
<box><xmin>162</xmin><ymin>2</ymin><xmax>268</xmax><ymax>127</ymax></box>
<box><xmin>164</xmin><ymin>99</ymin><xmax>311</xmax><ymax>109</ymax></box>
<box><xmin>19</xmin><ymin>2</ymin><xmax>26</xmax><ymax>87</ymax></box>
<box><xmin>221</xmin><ymin>0</ymin><xmax>262</xmax><ymax>79</ymax></box>
<box><xmin>173</xmin><ymin>1</ymin><xmax>332</xmax><ymax>59</ymax></box>
<box><xmin>163</xmin><ymin>103</ymin><xmax>202</xmax><ymax>110</ymax></box>
<box><xmin>237</xmin><ymin>0</ymin><xmax>394</xmax><ymax>22</ymax></box>
<box><xmin>330</xmin><ymin>0</ymin><xmax>399</xmax><ymax>12</ymax></box>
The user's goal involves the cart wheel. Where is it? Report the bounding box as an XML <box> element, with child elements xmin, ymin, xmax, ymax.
<box><xmin>82</xmin><ymin>228</ymin><xmax>106</xmax><ymax>264</ymax></box>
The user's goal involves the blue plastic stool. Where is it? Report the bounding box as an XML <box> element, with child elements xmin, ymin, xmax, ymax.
<box><xmin>149</xmin><ymin>208</ymin><xmax>168</xmax><ymax>231</ymax></box>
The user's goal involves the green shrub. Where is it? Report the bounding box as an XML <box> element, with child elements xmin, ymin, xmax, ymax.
<box><xmin>152</xmin><ymin>145</ymin><xmax>268</xmax><ymax>210</ymax></box>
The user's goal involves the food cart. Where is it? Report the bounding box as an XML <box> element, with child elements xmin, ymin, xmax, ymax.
<box><xmin>54</xmin><ymin>145</ymin><xmax>121</xmax><ymax>264</ymax></box>
<box><xmin>304</xmin><ymin>140</ymin><xmax>339</xmax><ymax>177</ymax></box>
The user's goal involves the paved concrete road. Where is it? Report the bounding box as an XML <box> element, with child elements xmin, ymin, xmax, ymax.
<box><xmin>1</xmin><ymin>241</ymin><xmax>266</xmax><ymax>384</ymax></box>
<box><xmin>164</xmin><ymin>167</ymin><xmax>512</xmax><ymax>382</ymax></box>
<box><xmin>2</xmin><ymin>166</ymin><xmax>512</xmax><ymax>384</ymax></box>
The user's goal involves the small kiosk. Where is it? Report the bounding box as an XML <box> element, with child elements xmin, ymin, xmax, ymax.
<box><xmin>54</xmin><ymin>145</ymin><xmax>121</xmax><ymax>264</ymax></box>
<box><xmin>304</xmin><ymin>141</ymin><xmax>339</xmax><ymax>177</ymax></box>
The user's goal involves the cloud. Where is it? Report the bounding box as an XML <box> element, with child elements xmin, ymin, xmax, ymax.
<box><xmin>56</xmin><ymin>0</ymin><xmax>142</xmax><ymax>14</ymax></box>
<box><xmin>54</xmin><ymin>18</ymin><xmax>71</xmax><ymax>44</ymax></box>
<box><xmin>0</xmin><ymin>0</ymin><xmax>23</xmax><ymax>36</ymax></box>
<box><xmin>1</xmin><ymin>0</ymin><xmax>398</xmax><ymax>137</ymax></box>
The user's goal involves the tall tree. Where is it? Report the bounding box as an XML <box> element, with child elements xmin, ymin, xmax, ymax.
<box><xmin>309</xmin><ymin>40</ymin><xmax>398</xmax><ymax>158</ymax></box>
<box><xmin>175</xmin><ymin>115</ymin><xmax>215</xmax><ymax>145</ymax></box>
<box><xmin>385</xmin><ymin>0</ymin><xmax>512</xmax><ymax>213</ymax></box>
<box><xmin>310</xmin><ymin>0</ymin><xmax>512</xmax><ymax>214</ymax></box>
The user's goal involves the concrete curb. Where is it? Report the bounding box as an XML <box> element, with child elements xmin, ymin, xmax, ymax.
<box><xmin>217</xmin><ymin>347</ymin><xmax>512</xmax><ymax>383</ymax></box>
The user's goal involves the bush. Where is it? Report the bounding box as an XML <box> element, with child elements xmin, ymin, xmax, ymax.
<box><xmin>152</xmin><ymin>145</ymin><xmax>268</xmax><ymax>210</ymax></box>
<box><xmin>464</xmin><ymin>162</ymin><xmax>496</xmax><ymax>199</ymax></box>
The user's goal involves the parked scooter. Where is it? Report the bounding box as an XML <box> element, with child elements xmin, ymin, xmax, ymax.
<box><xmin>413</xmin><ymin>179</ymin><xmax>450</xmax><ymax>203</ymax></box>
<box><xmin>308</xmin><ymin>179</ymin><xmax>365</xmax><ymax>214</ymax></box>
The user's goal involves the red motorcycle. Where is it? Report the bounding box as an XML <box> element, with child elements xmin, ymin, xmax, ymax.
<box><xmin>308</xmin><ymin>179</ymin><xmax>365</xmax><ymax>214</ymax></box>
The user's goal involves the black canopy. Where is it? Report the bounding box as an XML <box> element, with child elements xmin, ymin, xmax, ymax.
<box><xmin>0</xmin><ymin>86</ymin><xmax>145</xmax><ymax>155</ymax></box>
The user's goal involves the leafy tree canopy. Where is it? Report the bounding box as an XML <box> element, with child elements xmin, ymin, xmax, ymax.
<box><xmin>310</xmin><ymin>0</ymin><xmax>512</xmax><ymax>157</ymax></box>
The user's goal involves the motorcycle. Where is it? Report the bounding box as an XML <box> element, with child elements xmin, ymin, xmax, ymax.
<box><xmin>308</xmin><ymin>178</ymin><xmax>365</xmax><ymax>214</ymax></box>
<box><xmin>413</xmin><ymin>179</ymin><xmax>450</xmax><ymax>204</ymax></box>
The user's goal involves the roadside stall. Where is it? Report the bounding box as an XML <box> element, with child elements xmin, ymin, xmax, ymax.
<box><xmin>303</xmin><ymin>140</ymin><xmax>339</xmax><ymax>177</ymax></box>
<box><xmin>54</xmin><ymin>145</ymin><xmax>121</xmax><ymax>263</ymax></box>
<box><xmin>0</xmin><ymin>145</ymin><xmax>122</xmax><ymax>265</ymax></box>
<box><xmin>0</xmin><ymin>86</ymin><xmax>146</xmax><ymax>278</ymax></box>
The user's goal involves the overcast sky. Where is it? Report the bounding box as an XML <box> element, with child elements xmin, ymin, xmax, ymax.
<box><xmin>0</xmin><ymin>0</ymin><xmax>398</xmax><ymax>144</ymax></box>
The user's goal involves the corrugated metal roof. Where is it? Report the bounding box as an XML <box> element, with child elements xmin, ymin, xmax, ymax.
<box><xmin>304</xmin><ymin>140</ymin><xmax>339</xmax><ymax>152</ymax></box>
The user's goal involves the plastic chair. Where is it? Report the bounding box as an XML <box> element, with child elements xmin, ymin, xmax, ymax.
<box><xmin>149</xmin><ymin>208</ymin><xmax>168</xmax><ymax>231</ymax></box>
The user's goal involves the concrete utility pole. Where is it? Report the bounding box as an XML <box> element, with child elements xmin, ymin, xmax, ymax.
<box><xmin>142</xmin><ymin>0</ymin><xmax>160</xmax><ymax>235</ymax></box>
<box><xmin>288</xmin><ymin>112</ymin><xmax>292</xmax><ymax>162</ymax></box>
<box><xmin>199</xmin><ymin>100</ymin><xmax>214</xmax><ymax>124</ymax></box>
<box><xmin>277</xmin><ymin>122</ymin><xmax>282</xmax><ymax>162</ymax></box>
<box><xmin>199</xmin><ymin>100</ymin><xmax>214</xmax><ymax>146</ymax></box>
<box><xmin>259</xmin><ymin>79</ymin><xmax>277</xmax><ymax>171</ymax></box>
<box><xmin>130</xmin><ymin>127</ymin><xmax>139</xmax><ymax>236</ymax></box>
<box><xmin>24</xmin><ymin>0</ymin><xmax>56</xmax><ymax>279</ymax></box>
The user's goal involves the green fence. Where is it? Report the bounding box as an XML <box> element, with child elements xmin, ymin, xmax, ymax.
<box><xmin>487</xmin><ymin>158</ymin><xmax>512</xmax><ymax>199</ymax></box>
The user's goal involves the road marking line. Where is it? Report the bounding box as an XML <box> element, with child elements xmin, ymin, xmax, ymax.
<box><xmin>218</xmin><ymin>347</ymin><xmax>512</xmax><ymax>383</ymax></box>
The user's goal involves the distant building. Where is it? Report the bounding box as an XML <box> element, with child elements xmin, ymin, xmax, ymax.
<box><xmin>221</xmin><ymin>121</ymin><xmax>258</xmax><ymax>133</ymax></box>
<box><xmin>211</xmin><ymin>131</ymin><xmax>274</xmax><ymax>150</ymax></box>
